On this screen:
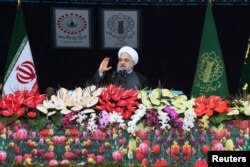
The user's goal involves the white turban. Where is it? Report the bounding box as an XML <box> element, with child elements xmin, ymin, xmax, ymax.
<box><xmin>118</xmin><ymin>46</ymin><xmax>139</xmax><ymax>65</ymax></box>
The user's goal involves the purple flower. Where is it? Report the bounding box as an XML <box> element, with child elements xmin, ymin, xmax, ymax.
<box><xmin>164</xmin><ymin>107</ymin><xmax>178</xmax><ymax>119</ymax></box>
<box><xmin>145</xmin><ymin>109</ymin><xmax>159</xmax><ymax>126</ymax></box>
<box><xmin>61</xmin><ymin>111</ymin><xmax>76</xmax><ymax>127</ymax></box>
<box><xmin>98</xmin><ymin>110</ymin><xmax>109</xmax><ymax>130</ymax></box>
<box><xmin>164</xmin><ymin>107</ymin><xmax>183</xmax><ymax>129</ymax></box>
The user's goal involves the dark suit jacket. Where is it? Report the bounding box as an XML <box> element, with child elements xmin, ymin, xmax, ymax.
<box><xmin>92</xmin><ymin>70</ymin><xmax>148</xmax><ymax>89</ymax></box>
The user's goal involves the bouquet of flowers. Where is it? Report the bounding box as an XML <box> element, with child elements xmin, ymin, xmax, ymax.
<box><xmin>95</xmin><ymin>84</ymin><xmax>139</xmax><ymax>120</ymax></box>
<box><xmin>0</xmin><ymin>90</ymin><xmax>45</xmax><ymax>126</ymax></box>
<box><xmin>194</xmin><ymin>95</ymin><xmax>231</xmax><ymax>126</ymax></box>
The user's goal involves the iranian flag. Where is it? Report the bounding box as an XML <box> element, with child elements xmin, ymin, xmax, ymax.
<box><xmin>3</xmin><ymin>2</ymin><xmax>38</xmax><ymax>95</ymax></box>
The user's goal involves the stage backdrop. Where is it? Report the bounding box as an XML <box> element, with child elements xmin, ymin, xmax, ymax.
<box><xmin>0</xmin><ymin>2</ymin><xmax>250</xmax><ymax>96</ymax></box>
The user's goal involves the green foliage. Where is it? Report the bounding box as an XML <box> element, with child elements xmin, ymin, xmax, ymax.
<box><xmin>0</xmin><ymin>114</ymin><xmax>18</xmax><ymax>124</ymax></box>
<box><xmin>25</xmin><ymin>108</ymin><xmax>47</xmax><ymax>130</ymax></box>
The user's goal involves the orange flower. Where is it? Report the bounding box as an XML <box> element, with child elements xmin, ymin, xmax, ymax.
<box><xmin>194</xmin><ymin>95</ymin><xmax>230</xmax><ymax>117</ymax></box>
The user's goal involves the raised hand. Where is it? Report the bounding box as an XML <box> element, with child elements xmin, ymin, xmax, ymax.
<box><xmin>99</xmin><ymin>57</ymin><xmax>112</xmax><ymax>73</ymax></box>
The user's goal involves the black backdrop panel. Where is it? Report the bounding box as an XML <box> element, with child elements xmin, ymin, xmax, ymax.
<box><xmin>0</xmin><ymin>2</ymin><xmax>249</xmax><ymax>96</ymax></box>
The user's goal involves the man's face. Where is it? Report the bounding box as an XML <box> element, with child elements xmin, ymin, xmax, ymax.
<box><xmin>117</xmin><ymin>52</ymin><xmax>135</xmax><ymax>72</ymax></box>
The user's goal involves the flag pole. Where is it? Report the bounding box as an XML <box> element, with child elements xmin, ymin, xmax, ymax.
<box><xmin>244</xmin><ymin>38</ymin><xmax>250</xmax><ymax>59</ymax></box>
<box><xmin>17</xmin><ymin>0</ymin><xmax>21</xmax><ymax>8</ymax></box>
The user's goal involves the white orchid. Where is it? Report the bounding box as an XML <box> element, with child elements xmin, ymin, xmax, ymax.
<box><xmin>108</xmin><ymin>112</ymin><xmax>126</xmax><ymax>129</ymax></box>
<box><xmin>87</xmin><ymin>113</ymin><xmax>98</xmax><ymax>133</ymax></box>
<box><xmin>182</xmin><ymin>109</ymin><xmax>197</xmax><ymax>131</ymax></box>
<box><xmin>157</xmin><ymin>110</ymin><xmax>171</xmax><ymax>130</ymax></box>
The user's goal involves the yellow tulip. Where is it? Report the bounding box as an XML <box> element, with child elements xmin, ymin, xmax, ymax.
<box><xmin>225</xmin><ymin>139</ymin><xmax>234</xmax><ymax>151</ymax></box>
<box><xmin>128</xmin><ymin>138</ymin><xmax>137</xmax><ymax>151</ymax></box>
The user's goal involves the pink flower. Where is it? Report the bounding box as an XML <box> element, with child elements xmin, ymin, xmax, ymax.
<box><xmin>60</xmin><ymin>159</ymin><xmax>70</xmax><ymax>165</ymax></box>
<box><xmin>118</xmin><ymin>138</ymin><xmax>126</xmax><ymax>145</ymax></box>
<box><xmin>52</xmin><ymin>135</ymin><xmax>67</xmax><ymax>145</ymax></box>
<box><xmin>96</xmin><ymin>155</ymin><xmax>104</xmax><ymax>163</ymax></box>
<box><xmin>139</xmin><ymin>143</ymin><xmax>149</xmax><ymax>155</ymax></box>
<box><xmin>64</xmin><ymin>151</ymin><xmax>77</xmax><ymax>160</ymax></box>
<box><xmin>14</xmin><ymin>155</ymin><xmax>23</xmax><ymax>163</ymax></box>
<box><xmin>48</xmin><ymin>159</ymin><xmax>59</xmax><ymax>166</ymax></box>
<box><xmin>213</xmin><ymin>143</ymin><xmax>223</xmax><ymax>151</ymax></box>
<box><xmin>0</xmin><ymin>151</ymin><xmax>7</xmax><ymax>162</ymax></box>
<box><xmin>112</xmin><ymin>151</ymin><xmax>122</xmax><ymax>162</ymax></box>
<box><xmin>92</xmin><ymin>130</ymin><xmax>106</xmax><ymax>140</ymax></box>
<box><xmin>15</xmin><ymin>128</ymin><xmax>27</xmax><ymax>140</ymax></box>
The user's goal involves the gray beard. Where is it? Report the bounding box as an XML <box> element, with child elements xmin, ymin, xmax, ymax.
<box><xmin>117</xmin><ymin>66</ymin><xmax>132</xmax><ymax>73</ymax></box>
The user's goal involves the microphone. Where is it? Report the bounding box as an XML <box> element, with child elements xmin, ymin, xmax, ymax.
<box><xmin>112</xmin><ymin>70</ymin><xmax>128</xmax><ymax>85</ymax></box>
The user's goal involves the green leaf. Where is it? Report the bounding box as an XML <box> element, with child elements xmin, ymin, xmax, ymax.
<box><xmin>50</xmin><ymin>111</ymin><xmax>62</xmax><ymax>128</ymax></box>
<box><xmin>209</xmin><ymin>113</ymin><xmax>234</xmax><ymax>125</ymax></box>
<box><xmin>27</xmin><ymin>117</ymin><xmax>48</xmax><ymax>130</ymax></box>
<box><xmin>0</xmin><ymin>115</ymin><xmax>18</xmax><ymax>125</ymax></box>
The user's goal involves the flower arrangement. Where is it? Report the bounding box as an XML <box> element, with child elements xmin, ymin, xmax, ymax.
<box><xmin>0</xmin><ymin>84</ymin><xmax>249</xmax><ymax>132</ymax></box>
<box><xmin>0</xmin><ymin>85</ymin><xmax>250</xmax><ymax>167</ymax></box>
<box><xmin>0</xmin><ymin>90</ymin><xmax>45</xmax><ymax>125</ymax></box>
<box><xmin>95</xmin><ymin>84</ymin><xmax>139</xmax><ymax>119</ymax></box>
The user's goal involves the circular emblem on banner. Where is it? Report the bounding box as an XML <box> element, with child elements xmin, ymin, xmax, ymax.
<box><xmin>197</xmin><ymin>52</ymin><xmax>223</xmax><ymax>83</ymax></box>
<box><xmin>57</xmin><ymin>13</ymin><xmax>87</xmax><ymax>34</ymax></box>
<box><xmin>16</xmin><ymin>61</ymin><xmax>36</xmax><ymax>84</ymax></box>
<box><xmin>107</xmin><ymin>13</ymin><xmax>134</xmax><ymax>34</ymax></box>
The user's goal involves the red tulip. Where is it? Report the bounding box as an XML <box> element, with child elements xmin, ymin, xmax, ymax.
<box><xmin>194</xmin><ymin>159</ymin><xmax>208</xmax><ymax>167</ymax></box>
<box><xmin>14</xmin><ymin>146</ymin><xmax>20</xmax><ymax>154</ymax></box>
<box><xmin>23</xmin><ymin>154</ymin><xmax>32</xmax><ymax>160</ymax></box>
<box><xmin>135</xmin><ymin>149</ymin><xmax>144</xmax><ymax>162</ymax></box>
<box><xmin>42</xmin><ymin>151</ymin><xmax>55</xmax><ymax>160</ymax></box>
<box><xmin>201</xmin><ymin>144</ymin><xmax>210</xmax><ymax>154</ymax></box>
<box><xmin>66</xmin><ymin>128</ymin><xmax>79</xmax><ymax>138</ymax></box>
<box><xmin>39</xmin><ymin>128</ymin><xmax>53</xmax><ymax>138</ymax></box>
<box><xmin>99</xmin><ymin>146</ymin><xmax>105</xmax><ymax>154</ymax></box>
<box><xmin>154</xmin><ymin>159</ymin><xmax>168</xmax><ymax>167</ymax></box>
<box><xmin>81</xmin><ymin>149</ymin><xmax>88</xmax><ymax>156</ymax></box>
<box><xmin>152</xmin><ymin>144</ymin><xmax>161</xmax><ymax>154</ymax></box>
<box><xmin>64</xmin><ymin>151</ymin><xmax>77</xmax><ymax>160</ymax></box>
<box><xmin>142</xmin><ymin>158</ymin><xmax>149</xmax><ymax>167</ymax></box>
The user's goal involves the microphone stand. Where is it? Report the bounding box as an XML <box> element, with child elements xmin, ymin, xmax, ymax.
<box><xmin>112</xmin><ymin>70</ymin><xmax>127</xmax><ymax>86</ymax></box>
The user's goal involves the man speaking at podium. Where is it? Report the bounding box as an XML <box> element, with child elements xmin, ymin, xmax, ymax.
<box><xmin>92</xmin><ymin>46</ymin><xmax>148</xmax><ymax>89</ymax></box>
